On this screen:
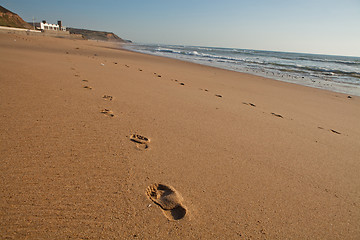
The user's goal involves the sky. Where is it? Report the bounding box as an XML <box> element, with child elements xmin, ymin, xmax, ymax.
<box><xmin>2</xmin><ymin>0</ymin><xmax>360</xmax><ymax>57</ymax></box>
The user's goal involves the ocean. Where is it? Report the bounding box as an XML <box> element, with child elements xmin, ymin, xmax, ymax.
<box><xmin>124</xmin><ymin>44</ymin><xmax>360</xmax><ymax>96</ymax></box>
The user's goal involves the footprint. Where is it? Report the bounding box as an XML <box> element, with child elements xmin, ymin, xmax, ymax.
<box><xmin>102</xmin><ymin>95</ymin><xmax>113</xmax><ymax>101</ymax></box>
<box><xmin>82</xmin><ymin>79</ymin><xmax>89</xmax><ymax>82</ymax></box>
<box><xmin>130</xmin><ymin>134</ymin><xmax>150</xmax><ymax>150</ymax></box>
<box><xmin>100</xmin><ymin>109</ymin><xmax>114</xmax><ymax>117</ymax></box>
<box><xmin>243</xmin><ymin>102</ymin><xmax>256</xmax><ymax>107</ymax></box>
<box><xmin>318</xmin><ymin>127</ymin><xmax>341</xmax><ymax>135</ymax></box>
<box><xmin>330</xmin><ymin>129</ymin><xmax>341</xmax><ymax>135</ymax></box>
<box><xmin>146</xmin><ymin>183</ymin><xmax>187</xmax><ymax>220</ymax></box>
<box><xmin>215</xmin><ymin>94</ymin><xmax>222</xmax><ymax>98</ymax></box>
<box><xmin>83</xmin><ymin>86</ymin><xmax>92</xmax><ymax>90</ymax></box>
<box><xmin>271</xmin><ymin>112</ymin><xmax>283</xmax><ymax>118</ymax></box>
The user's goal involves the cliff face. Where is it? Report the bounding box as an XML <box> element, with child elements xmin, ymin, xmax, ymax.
<box><xmin>0</xmin><ymin>5</ymin><xmax>131</xmax><ymax>42</ymax></box>
<box><xmin>0</xmin><ymin>5</ymin><xmax>32</xmax><ymax>29</ymax></box>
<box><xmin>67</xmin><ymin>28</ymin><xmax>128</xmax><ymax>42</ymax></box>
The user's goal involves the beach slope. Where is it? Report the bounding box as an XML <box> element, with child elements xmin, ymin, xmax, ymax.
<box><xmin>1</xmin><ymin>33</ymin><xmax>360</xmax><ymax>239</ymax></box>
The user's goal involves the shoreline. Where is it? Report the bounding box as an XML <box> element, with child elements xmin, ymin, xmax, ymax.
<box><xmin>1</xmin><ymin>33</ymin><xmax>360</xmax><ymax>239</ymax></box>
<box><xmin>124</xmin><ymin>43</ymin><xmax>360</xmax><ymax>97</ymax></box>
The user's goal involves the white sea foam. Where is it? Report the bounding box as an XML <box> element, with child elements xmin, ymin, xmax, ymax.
<box><xmin>125</xmin><ymin>43</ymin><xmax>360</xmax><ymax>96</ymax></box>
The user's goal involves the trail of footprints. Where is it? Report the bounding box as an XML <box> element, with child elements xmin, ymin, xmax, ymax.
<box><xmin>80</xmin><ymin>62</ymin><xmax>342</xmax><ymax>136</ymax></box>
<box><xmin>75</xmin><ymin>64</ymin><xmax>187</xmax><ymax>220</ymax></box>
<box><xmin>73</xmin><ymin>60</ymin><xmax>344</xmax><ymax>221</ymax></box>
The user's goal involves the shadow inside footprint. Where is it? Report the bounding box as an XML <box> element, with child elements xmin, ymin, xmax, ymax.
<box><xmin>271</xmin><ymin>112</ymin><xmax>283</xmax><ymax>118</ymax></box>
<box><xmin>100</xmin><ymin>109</ymin><xmax>114</xmax><ymax>117</ymax></box>
<box><xmin>146</xmin><ymin>183</ymin><xmax>187</xmax><ymax>220</ymax></box>
<box><xmin>102</xmin><ymin>95</ymin><xmax>113</xmax><ymax>101</ymax></box>
<box><xmin>130</xmin><ymin>134</ymin><xmax>150</xmax><ymax>150</ymax></box>
<box><xmin>330</xmin><ymin>129</ymin><xmax>341</xmax><ymax>134</ymax></box>
<box><xmin>242</xmin><ymin>102</ymin><xmax>256</xmax><ymax>107</ymax></box>
<box><xmin>170</xmin><ymin>205</ymin><xmax>187</xmax><ymax>220</ymax></box>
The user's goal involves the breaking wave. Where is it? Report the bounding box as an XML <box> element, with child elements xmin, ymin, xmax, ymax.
<box><xmin>125</xmin><ymin>43</ymin><xmax>360</xmax><ymax>96</ymax></box>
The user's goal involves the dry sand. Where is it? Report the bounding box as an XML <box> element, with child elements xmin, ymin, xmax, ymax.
<box><xmin>1</xmin><ymin>33</ymin><xmax>360</xmax><ymax>239</ymax></box>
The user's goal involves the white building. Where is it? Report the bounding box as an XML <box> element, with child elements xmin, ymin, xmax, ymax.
<box><xmin>34</xmin><ymin>20</ymin><xmax>66</xmax><ymax>31</ymax></box>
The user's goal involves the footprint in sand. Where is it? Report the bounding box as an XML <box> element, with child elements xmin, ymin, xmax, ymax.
<box><xmin>330</xmin><ymin>129</ymin><xmax>341</xmax><ymax>135</ymax></box>
<box><xmin>130</xmin><ymin>134</ymin><xmax>150</xmax><ymax>150</ymax></box>
<box><xmin>146</xmin><ymin>183</ymin><xmax>187</xmax><ymax>220</ymax></box>
<box><xmin>318</xmin><ymin>127</ymin><xmax>341</xmax><ymax>135</ymax></box>
<box><xmin>154</xmin><ymin>73</ymin><xmax>162</xmax><ymax>77</ymax></box>
<box><xmin>83</xmin><ymin>86</ymin><xmax>92</xmax><ymax>90</ymax></box>
<box><xmin>242</xmin><ymin>102</ymin><xmax>256</xmax><ymax>107</ymax></box>
<box><xmin>215</xmin><ymin>94</ymin><xmax>222</xmax><ymax>98</ymax></box>
<box><xmin>82</xmin><ymin>79</ymin><xmax>89</xmax><ymax>82</ymax></box>
<box><xmin>271</xmin><ymin>112</ymin><xmax>283</xmax><ymax>118</ymax></box>
<box><xmin>102</xmin><ymin>95</ymin><xmax>113</xmax><ymax>101</ymax></box>
<box><xmin>100</xmin><ymin>109</ymin><xmax>115</xmax><ymax>117</ymax></box>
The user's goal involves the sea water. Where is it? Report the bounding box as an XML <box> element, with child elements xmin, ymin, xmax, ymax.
<box><xmin>125</xmin><ymin>44</ymin><xmax>360</xmax><ymax>96</ymax></box>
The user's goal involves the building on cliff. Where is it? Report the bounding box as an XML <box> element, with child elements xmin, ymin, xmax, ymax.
<box><xmin>32</xmin><ymin>20</ymin><xmax>66</xmax><ymax>31</ymax></box>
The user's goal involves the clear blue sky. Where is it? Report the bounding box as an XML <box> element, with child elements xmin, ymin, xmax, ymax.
<box><xmin>2</xmin><ymin>0</ymin><xmax>360</xmax><ymax>56</ymax></box>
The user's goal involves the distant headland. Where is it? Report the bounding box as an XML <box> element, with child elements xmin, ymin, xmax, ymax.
<box><xmin>0</xmin><ymin>5</ymin><xmax>130</xmax><ymax>43</ymax></box>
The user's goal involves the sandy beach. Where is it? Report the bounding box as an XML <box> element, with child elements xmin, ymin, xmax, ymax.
<box><xmin>1</xmin><ymin>33</ymin><xmax>360</xmax><ymax>239</ymax></box>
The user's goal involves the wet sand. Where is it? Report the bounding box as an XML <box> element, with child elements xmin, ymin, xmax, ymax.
<box><xmin>1</xmin><ymin>33</ymin><xmax>360</xmax><ymax>239</ymax></box>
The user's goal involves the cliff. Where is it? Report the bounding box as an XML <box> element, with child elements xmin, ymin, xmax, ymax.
<box><xmin>0</xmin><ymin>5</ymin><xmax>32</xmax><ymax>29</ymax></box>
<box><xmin>67</xmin><ymin>27</ymin><xmax>129</xmax><ymax>42</ymax></box>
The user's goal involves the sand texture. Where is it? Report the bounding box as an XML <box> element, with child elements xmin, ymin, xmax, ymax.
<box><xmin>1</xmin><ymin>33</ymin><xmax>360</xmax><ymax>239</ymax></box>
